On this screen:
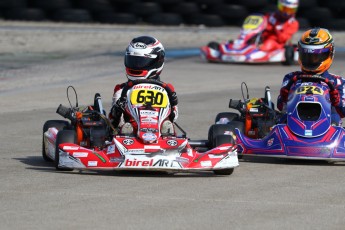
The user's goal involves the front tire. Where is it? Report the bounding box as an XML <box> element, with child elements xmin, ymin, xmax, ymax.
<box><xmin>213</xmin><ymin>135</ymin><xmax>236</xmax><ymax>176</ymax></box>
<box><xmin>55</xmin><ymin>130</ymin><xmax>76</xmax><ymax>171</ymax></box>
<box><xmin>42</xmin><ymin>120</ymin><xmax>69</xmax><ymax>162</ymax></box>
<box><xmin>214</xmin><ymin>168</ymin><xmax>234</xmax><ymax>175</ymax></box>
<box><xmin>207</xmin><ymin>41</ymin><xmax>220</xmax><ymax>51</ymax></box>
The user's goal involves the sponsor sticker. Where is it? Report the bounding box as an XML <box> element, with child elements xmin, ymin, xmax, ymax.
<box><xmin>88</xmin><ymin>161</ymin><xmax>97</xmax><ymax>167</ymax></box>
<box><xmin>123</xmin><ymin>139</ymin><xmax>134</xmax><ymax>145</ymax></box>
<box><xmin>109</xmin><ymin>157</ymin><xmax>124</xmax><ymax>163</ymax></box>
<box><xmin>267</xmin><ymin>138</ymin><xmax>274</xmax><ymax>147</ymax></box>
<box><xmin>133</xmin><ymin>42</ymin><xmax>147</xmax><ymax>49</ymax></box>
<box><xmin>125</xmin><ymin>149</ymin><xmax>145</xmax><ymax>154</ymax></box>
<box><xmin>175</xmin><ymin>157</ymin><xmax>189</xmax><ymax>163</ymax></box>
<box><xmin>200</xmin><ymin>161</ymin><xmax>212</xmax><ymax>167</ymax></box>
<box><xmin>305</xmin><ymin>130</ymin><xmax>312</xmax><ymax>136</ymax></box>
<box><xmin>72</xmin><ymin>152</ymin><xmax>88</xmax><ymax>157</ymax></box>
<box><xmin>140</xmin><ymin>110</ymin><xmax>158</xmax><ymax>117</ymax></box>
<box><xmin>142</xmin><ymin>133</ymin><xmax>157</xmax><ymax>142</ymax></box>
<box><xmin>107</xmin><ymin>145</ymin><xmax>115</xmax><ymax>154</ymax></box>
<box><xmin>209</xmin><ymin>154</ymin><xmax>224</xmax><ymax>159</ymax></box>
<box><xmin>141</xmin><ymin>118</ymin><xmax>158</xmax><ymax>123</ymax></box>
<box><xmin>166</xmin><ymin>140</ymin><xmax>178</xmax><ymax>146</ymax></box>
<box><xmin>187</xmin><ymin>148</ymin><xmax>193</xmax><ymax>157</ymax></box>
<box><xmin>144</xmin><ymin>145</ymin><xmax>160</xmax><ymax>150</ymax></box>
<box><xmin>63</xmin><ymin>146</ymin><xmax>79</xmax><ymax>150</ymax></box>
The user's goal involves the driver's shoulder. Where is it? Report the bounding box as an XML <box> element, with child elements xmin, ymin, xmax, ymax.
<box><xmin>284</xmin><ymin>70</ymin><xmax>302</xmax><ymax>79</ymax></box>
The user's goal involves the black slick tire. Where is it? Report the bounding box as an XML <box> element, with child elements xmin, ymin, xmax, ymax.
<box><xmin>55</xmin><ymin>130</ymin><xmax>76</xmax><ymax>171</ymax></box>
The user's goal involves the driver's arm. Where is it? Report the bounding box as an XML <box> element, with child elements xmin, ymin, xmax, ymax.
<box><xmin>165</xmin><ymin>83</ymin><xmax>179</xmax><ymax>122</ymax></box>
<box><xmin>277</xmin><ymin>72</ymin><xmax>296</xmax><ymax>111</ymax></box>
<box><xmin>275</xmin><ymin>18</ymin><xmax>299</xmax><ymax>44</ymax></box>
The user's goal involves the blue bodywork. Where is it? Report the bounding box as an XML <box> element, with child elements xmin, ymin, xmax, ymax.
<box><xmin>236</xmin><ymin>81</ymin><xmax>345</xmax><ymax>161</ymax></box>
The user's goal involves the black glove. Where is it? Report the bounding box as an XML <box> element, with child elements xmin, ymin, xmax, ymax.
<box><xmin>116</xmin><ymin>97</ymin><xmax>127</xmax><ymax>112</ymax></box>
<box><xmin>169</xmin><ymin>106</ymin><xmax>178</xmax><ymax>122</ymax></box>
<box><xmin>111</xmin><ymin>97</ymin><xmax>126</xmax><ymax>117</ymax></box>
<box><xmin>110</xmin><ymin>97</ymin><xmax>127</xmax><ymax>128</ymax></box>
<box><xmin>170</xmin><ymin>92</ymin><xmax>178</xmax><ymax>106</ymax></box>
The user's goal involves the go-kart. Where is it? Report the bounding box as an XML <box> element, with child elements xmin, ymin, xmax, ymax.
<box><xmin>42</xmin><ymin>80</ymin><xmax>239</xmax><ymax>175</ymax></box>
<box><xmin>214</xmin><ymin>75</ymin><xmax>345</xmax><ymax>161</ymax></box>
<box><xmin>208</xmin><ymin>82</ymin><xmax>279</xmax><ymax>158</ymax></box>
<box><xmin>200</xmin><ymin>14</ymin><xmax>297</xmax><ymax>65</ymax></box>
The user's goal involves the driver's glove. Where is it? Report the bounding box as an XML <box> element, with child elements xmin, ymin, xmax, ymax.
<box><xmin>170</xmin><ymin>92</ymin><xmax>178</xmax><ymax>106</ymax></box>
<box><xmin>115</xmin><ymin>97</ymin><xmax>126</xmax><ymax>112</ymax></box>
<box><xmin>280</xmin><ymin>87</ymin><xmax>289</xmax><ymax>103</ymax></box>
<box><xmin>110</xmin><ymin>97</ymin><xmax>126</xmax><ymax>127</ymax></box>
<box><xmin>169</xmin><ymin>106</ymin><xmax>178</xmax><ymax>122</ymax></box>
<box><xmin>330</xmin><ymin>89</ymin><xmax>340</xmax><ymax>107</ymax></box>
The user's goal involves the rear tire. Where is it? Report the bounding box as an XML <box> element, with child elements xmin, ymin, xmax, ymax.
<box><xmin>208</xmin><ymin>122</ymin><xmax>243</xmax><ymax>149</ymax></box>
<box><xmin>55</xmin><ymin>130</ymin><xmax>76</xmax><ymax>171</ymax></box>
<box><xmin>214</xmin><ymin>134</ymin><xmax>235</xmax><ymax>146</ymax></box>
<box><xmin>42</xmin><ymin>120</ymin><xmax>69</xmax><ymax>162</ymax></box>
<box><xmin>282</xmin><ymin>45</ymin><xmax>295</xmax><ymax>66</ymax></box>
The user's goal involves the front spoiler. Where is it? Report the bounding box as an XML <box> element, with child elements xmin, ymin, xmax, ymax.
<box><xmin>57</xmin><ymin>144</ymin><xmax>239</xmax><ymax>172</ymax></box>
<box><xmin>235</xmin><ymin>125</ymin><xmax>345</xmax><ymax>161</ymax></box>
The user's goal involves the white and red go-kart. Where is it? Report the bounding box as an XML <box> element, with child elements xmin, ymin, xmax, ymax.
<box><xmin>200</xmin><ymin>14</ymin><xmax>298</xmax><ymax>65</ymax></box>
<box><xmin>42</xmin><ymin>80</ymin><xmax>238</xmax><ymax>175</ymax></box>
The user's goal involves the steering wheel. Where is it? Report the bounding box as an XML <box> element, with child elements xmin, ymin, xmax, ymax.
<box><xmin>285</xmin><ymin>74</ymin><xmax>335</xmax><ymax>92</ymax></box>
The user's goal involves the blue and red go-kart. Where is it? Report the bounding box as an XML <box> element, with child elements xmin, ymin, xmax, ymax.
<box><xmin>200</xmin><ymin>14</ymin><xmax>297</xmax><ymax>65</ymax></box>
<box><xmin>42</xmin><ymin>80</ymin><xmax>238</xmax><ymax>175</ymax></box>
<box><xmin>212</xmin><ymin>75</ymin><xmax>345</xmax><ymax>161</ymax></box>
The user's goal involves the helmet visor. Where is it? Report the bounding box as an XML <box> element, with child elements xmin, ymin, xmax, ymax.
<box><xmin>278</xmin><ymin>2</ymin><xmax>297</xmax><ymax>15</ymax></box>
<box><xmin>299</xmin><ymin>47</ymin><xmax>330</xmax><ymax>70</ymax></box>
<box><xmin>125</xmin><ymin>55</ymin><xmax>157</xmax><ymax>70</ymax></box>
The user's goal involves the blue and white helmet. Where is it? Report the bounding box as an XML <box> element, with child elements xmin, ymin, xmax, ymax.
<box><xmin>125</xmin><ymin>36</ymin><xmax>165</xmax><ymax>81</ymax></box>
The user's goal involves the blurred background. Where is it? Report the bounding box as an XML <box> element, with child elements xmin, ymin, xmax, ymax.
<box><xmin>1</xmin><ymin>0</ymin><xmax>345</xmax><ymax>30</ymax></box>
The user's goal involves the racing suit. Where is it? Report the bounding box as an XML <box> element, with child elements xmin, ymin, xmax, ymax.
<box><xmin>277</xmin><ymin>71</ymin><xmax>345</xmax><ymax>124</ymax></box>
<box><xmin>261</xmin><ymin>12</ymin><xmax>299</xmax><ymax>52</ymax></box>
<box><xmin>109</xmin><ymin>79</ymin><xmax>179</xmax><ymax>131</ymax></box>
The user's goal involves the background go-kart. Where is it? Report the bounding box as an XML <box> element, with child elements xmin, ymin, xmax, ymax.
<box><xmin>2</xmin><ymin>2</ymin><xmax>345</xmax><ymax>229</ymax></box>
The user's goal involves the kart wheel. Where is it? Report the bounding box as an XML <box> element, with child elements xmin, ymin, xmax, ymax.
<box><xmin>55</xmin><ymin>130</ymin><xmax>76</xmax><ymax>171</ymax></box>
<box><xmin>214</xmin><ymin>134</ymin><xmax>235</xmax><ymax>146</ymax></box>
<box><xmin>207</xmin><ymin>41</ymin><xmax>220</xmax><ymax>51</ymax></box>
<box><xmin>214</xmin><ymin>168</ymin><xmax>234</xmax><ymax>176</ymax></box>
<box><xmin>213</xmin><ymin>135</ymin><xmax>235</xmax><ymax>176</ymax></box>
<box><xmin>208</xmin><ymin>123</ymin><xmax>242</xmax><ymax>148</ymax></box>
<box><xmin>42</xmin><ymin>120</ymin><xmax>70</xmax><ymax>162</ymax></box>
<box><xmin>215</xmin><ymin>112</ymin><xmax>240</xmax><ymax>124</ymax></box>
<box><xmin>282</xmin><ymin>45</ymin><xmax>295</xmax><ymax>66</ymax></box>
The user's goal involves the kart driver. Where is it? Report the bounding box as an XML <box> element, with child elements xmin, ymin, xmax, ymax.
<box><xmin>109</xmin><ymin>35</ymin><xmax>178</xmax><ymax>135</ymax></box>
<box><xmin>260</xmin><ymin>0</ymin><xmax>299</xmax><ymax>52</ymax></box>
<box><xmin>277</xmin><ymin>28</ymin><xmax>345</xmax><ymax>125</ymax></box>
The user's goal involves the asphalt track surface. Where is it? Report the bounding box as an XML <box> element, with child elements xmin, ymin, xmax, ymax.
<box><xmin>1</xmin><ymin>25</ymin><xmax>345</xmax><ymax>230</ymax></box>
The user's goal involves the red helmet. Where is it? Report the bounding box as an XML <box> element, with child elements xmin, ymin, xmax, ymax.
<box><xmin>278</xmin><ymin>0</ymin><xmax>298</xmax><ymax>17</ymax></box>
<box><xmin>298</xmin><ymin>28</ymin><xmax>334</xmax><ymax>74</ymax></box>
<box><xmin>125</xmin><ymin>36</ymin><xmax>165</xmax><ymax>81</ymax></box>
